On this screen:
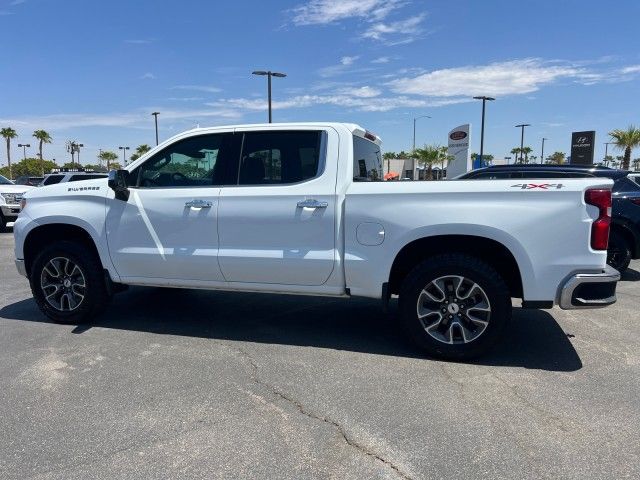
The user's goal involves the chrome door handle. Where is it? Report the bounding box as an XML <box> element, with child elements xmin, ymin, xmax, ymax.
<box><xmin>297</xmin><ymin>199</ymin><xmax>328</xmax><ymax>208</ymax></box>
<box><xmin>185</xmin><ymin>199</ymin><xmax>212</xmax><ymax>208</ymax></box>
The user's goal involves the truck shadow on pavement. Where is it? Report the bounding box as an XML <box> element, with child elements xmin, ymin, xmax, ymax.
<box><xmin>621</xmin><ymin>268</ymin><xmax>640</xmax><ymax>282</ymax></box>
<box><xmin>1</xmin><ymin>287</ymin><xmax>583</xmax><ymax>372</ymax></box>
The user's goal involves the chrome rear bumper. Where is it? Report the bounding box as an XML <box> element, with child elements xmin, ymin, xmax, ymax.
<box><xmin>558</xmin><ymin>265</ymin><xmax>620</xmax><ymax>309</ymax></box>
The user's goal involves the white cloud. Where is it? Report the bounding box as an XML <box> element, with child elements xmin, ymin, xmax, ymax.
<box><xmin>0</xmin><ymin>108</ymin><xmax>241</xmax><ymax>132</ymax></box>
<box><xmin>361</xmin><ymin>14</ymin><xmax>426</xmax><ymax>44</ymax></box>
<box><xmin>340</xmin><ymin>55</ymin><xmax>358</xmax><ymax>66</ymax></box>
<box><xmin>140</xmin><ymin>73</ymin><xmax>156</xmax><ymax>80</ymax></box>
<box><xmin>372</xmin><ymin>56</ymin><xmax>391</xmax><ymax>64</ymax></box>
<box><xmin>10</xmin><ymin>0</ymin><xmax>26</xmax><ymax>5</ymax></box>
<box><xmin>620</xmin><ymin>65</ymin><xmax>640</xmax><ymax>74</ymax></box>
<box><xmin>208</xmin><ymin>93</ymin><xmax>469</xmax><ymax>113</ymax></box>
<box><xmin>318</xmin><ymin>56</ymin><xmax>368</xmax><ymax>77</ymax></box>
<box><xmin>388</xmin><ymin>59</ymin><xmax>582</xmax><ymax>97</ymax></box>
<box><xmin>339</xmin><ymin>86</ymin><xmax>381</xmax><ymax>98</ymax></box>
<box><xmin>171</xmin><ymin>85</ymin><xmax>222</xmax><ymax>93</ymax></box>
<box><xmin>290</xmin><ymin>0</ymin><xmax>403</xmax><ymax>25</ymax></box>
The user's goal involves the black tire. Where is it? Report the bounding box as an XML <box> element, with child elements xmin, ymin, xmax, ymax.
<box><xmin>607</xmin><ymin>231</ymin><xmax>632</xmax><ymax>273</ymax></box>
<box><xmin>30</xmin><ymin>240</ymin><xmax>111</xmax><ymax>324</ymax></box>
<box><xmin>399</xmin><ymin>254</ymin><xmax>511</xmax><ymax>361</ymax></box>
<box><xmin>0</xmin><ymin>213</ymin><xmax>7</xmax><ymax>232</ymax></box>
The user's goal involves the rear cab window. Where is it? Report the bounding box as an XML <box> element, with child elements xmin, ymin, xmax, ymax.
<box><xmin>353</xmin><ymin>135</ymin><xmax>383</xmax><ymax>181</ymax></box>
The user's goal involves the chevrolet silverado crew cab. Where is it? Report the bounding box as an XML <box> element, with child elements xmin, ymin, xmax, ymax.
<box><xmin>13</xmin><ymin>123</ymin><xmax>620</xmax><ymax>360</ymax></box>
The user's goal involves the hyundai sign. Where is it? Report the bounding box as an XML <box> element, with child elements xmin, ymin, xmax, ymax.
<box><xmin>570</xmin><ymin>131</ymin><xmax>596</xmax><ymax>165</ymax></box>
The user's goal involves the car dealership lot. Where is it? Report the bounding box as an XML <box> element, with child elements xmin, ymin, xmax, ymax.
<box><xmin>0</xmin><ymin>231</ymin><xmax>638</xmax><ymax>480</ymax></box>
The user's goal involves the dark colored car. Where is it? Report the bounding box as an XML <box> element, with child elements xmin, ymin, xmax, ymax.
<box><xmin>457</xmin><ymin>164</ymin><xmax>640</xmax><ymax>272</ymax></box>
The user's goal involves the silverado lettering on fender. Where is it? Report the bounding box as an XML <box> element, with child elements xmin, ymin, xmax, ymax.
<box><xmin>13</xmin><ymin>123</ymin><xmax>620</xmax><ymax>360</ymax></box>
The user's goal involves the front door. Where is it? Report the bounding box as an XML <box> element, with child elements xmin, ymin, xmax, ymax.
<box><xmin>217</xmin><ymin>128</ymin><xmax>338</xmax><ymax>286</ymax></box>
<box><xmin>106</xmin><ymin>132</ymin><xmax>238</xmax><ymax>282</ymax></box>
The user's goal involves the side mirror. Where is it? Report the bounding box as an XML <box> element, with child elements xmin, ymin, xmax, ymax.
<box><xmin>108</xmin><ymin>169</ymin><xmax>130</xmax><ymax>201</ymax></box>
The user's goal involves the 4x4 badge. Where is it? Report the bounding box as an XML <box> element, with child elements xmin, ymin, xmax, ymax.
<box><xmin>511</xmin><ymin>183</ymin><xmax>564</xmax><ymax>190</ymax></box>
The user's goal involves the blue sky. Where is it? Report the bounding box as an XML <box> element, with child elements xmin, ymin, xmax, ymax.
<box><xmin>1</xmin><ymin>0</ymin><xmax>639</xmax><ymax>165</ymax></box>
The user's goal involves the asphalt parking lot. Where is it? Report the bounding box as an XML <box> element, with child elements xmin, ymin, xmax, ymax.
<box><xmin>1</xmin><ymin>231</ymin><xmax>638</xmax><ymax>480</ymax></box>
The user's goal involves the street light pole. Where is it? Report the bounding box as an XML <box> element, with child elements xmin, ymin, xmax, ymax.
<box><xmin>472</xmin><ymin>96</ymin><xmax>495</xmax><ymax>164</ymax></box>
<box><xmin>541</xmin><ymin>137</ymin><xmax>548</xmax><ymax>164</ymax></box>
<box><xmin>412</xmin><ymin>115</ymin><xmax>431</xmax><ymax>152</ymax></box>
<box><xmin>17</xmin><ymin>143</ymin><xmax>30</xmax><ymax>160</ymax></box>
<box><xmin>252</xmin><ymin>70</ymin><xmax>287</xmax><ymax>123</ymax></box>
<box><xmin>515</xmin><ymin>124</ymin><xmax>531</xmax><ymax>163</ymax></box>
<box><xmin>119</xmin><ymin>146</ymin><xmax>130</xmax><ymax>165</ymax></box>
<box><xmin>76</xmin><ymin>143</ymin><xmax>84</xmax><ymax>165</ymax></box>
<box><xmin>152</xmin><ymin>112</ymin><xmax>160</xmax><ymax>146</ymax></box>
<box><xmin>604</xmin><ymin>142</ymin><xmax>613</xmax><ymax>165</ymax></box>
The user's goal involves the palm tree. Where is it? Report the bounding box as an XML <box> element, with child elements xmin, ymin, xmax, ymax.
<box><xmin>97</xmin><ymin>150</ymin><xmax>118</xmax><ymax>170</ymax></box>
<box><xmin>521</xmin><ymin>147</ymin><xmax>533</xmax><ymax>163</ymax></box>
<box><xmin>130</xmin><ymin>144</ymin><xmax>152</xmax><ymax>162</ymax></box>
<box><xmin>32</xmin><ymin>130</ymin><xmax>52</xmax><ymax>175</ymax></box>
<box><xmin>413</xmin><ymin>145</ymin><xmax>440</xmax><ymax>180</ymax></box>
<box><xmin>510</xmin><ymin>147</ymin><xmax>522</xmax><ymax>163</ymax></box>
<box><xmin>548</xmin><ymin>151</ymin><xmax>566</xmax><ymax>164</ymax></box>
<box><xmin>609</xmin><ymin>126</ymin><xmax>640</xmax><ymax>170</ymax></box>
<box><xmin>1</xmin><ymin>127</ymin><xmax>18</xmax><ymax>179</ymax></box>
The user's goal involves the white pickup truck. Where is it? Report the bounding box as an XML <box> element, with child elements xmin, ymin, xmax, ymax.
<box><xmin>13</xmin><ymin>123</ymin><xmax>620</xmax><ymax>359</ymax></box>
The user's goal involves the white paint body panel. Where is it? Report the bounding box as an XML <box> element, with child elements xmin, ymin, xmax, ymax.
<box><xmin>13</xmin><ymin>122</ymin><xmax>611</xmax><ymax>306</ymax></box>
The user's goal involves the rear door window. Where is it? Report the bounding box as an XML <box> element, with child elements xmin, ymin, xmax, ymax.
<box><xmin>237</xmin><ymin>131</ymin><xmax>323</xmax><ymax>185</ymax></box>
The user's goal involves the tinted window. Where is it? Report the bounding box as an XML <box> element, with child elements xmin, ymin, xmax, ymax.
<box><xmin>0</xmin><ymin>174</ymin><xmax>12</xmax><ymax>185</ymax></box>
<box><xmin>613</xmin><ymin>177</ymin><xmax>640</xmax><ymax>193</ymax></box>
<box><xmin>69</xmin><ymin>174</ymin><xmax>108</xmax><ymax>182</ymax></box>
<box><xmin>519</xmin><ymin>171</ymin><xmax>592</xmax><ymax>178</ymax></box>
<box><xmin>42</xmin><ymin>175</ymin><xmax>65</xmax><ymax>185</ymax></box>
<box><xmin>473</xmin><ymin>171</ymin><xmax>522</xmax><ymax>179</ymax></box>
<box><xmin>353</xmin><ymin>136</ymin><xmax>382</xmax><ymax>181</ymax></box>
<box><xmin>135</xmin><ymin>133</ymin><xmax>237</xmax><ymax>187</ymax></box>
<box><xmin>238</xmin><ymin>131</ymin><xmax>322</xmax><ymax>185</ymax></box>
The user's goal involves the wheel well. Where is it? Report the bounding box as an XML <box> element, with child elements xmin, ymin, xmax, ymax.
<box><xmin>23</xmin><ymin>224</ymin><xmax>102</xmax><ymax>277</ymax></box>
<box><xmin>388</xmin><ymin>235</ymin><xmax>523</xmax><ymax>297</ymax></box>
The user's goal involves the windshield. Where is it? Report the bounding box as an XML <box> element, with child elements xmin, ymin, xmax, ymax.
<box><xmin>0</xmin><ymin>174</ymin><xmax>13</xmax><ymax>185</ymax></box>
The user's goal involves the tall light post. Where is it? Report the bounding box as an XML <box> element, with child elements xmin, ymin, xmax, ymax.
<box><xmin>604</xmin><ymin>142</ymin><xmax>613</xmax><ymax>165</ymax></box>
<box><xmin>252</xmin><ymin>70</ymin><xmax>287</xmax><ymax>123</ymax></box>
<box><xmin>472</xmin><ymin>96</ymin><xmax>495</xmax><ymax>165</ymax></box>
<box><xmin>541</xmin><ymin>137</ymin><xmax>548</xmax><ymax>164</ymax></box>
<box><xmin>119</xmin><ymin>146</ymin><xmax>130</xmax><ymax>165</ymax></box>
<box><xmin>515</xmin><ymin>124</ymin><xmax>530</xmax><ymax>163</ymax></box>
<box><xmin>151</xmin><ymin>112</ymin><xmax>160</xmax><ymax>146</ymax></box>
<box><xmin>17</xmin><ymin>143</ymin><xmax>30</xmax><ymax>160</ymax></box>
<box><xmin>412</xmin><ymin>115</ymin><xmax>431</xmax><ymax>152</ymax></box>
<box><xmin>75</xmin><ymin>143</ymin><xmax>84</xmax><ymax>165</ymax></box>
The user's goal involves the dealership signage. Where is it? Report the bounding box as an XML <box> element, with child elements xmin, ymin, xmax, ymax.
<box><xmin>447</xmin><ymin>124</ymin><xmax>471</xmax><ymax>178</ymax></box>
<box><xmin>570</xmin><ymin>131</ymin><xmax>596</xmax><ymax>165</ymax></box>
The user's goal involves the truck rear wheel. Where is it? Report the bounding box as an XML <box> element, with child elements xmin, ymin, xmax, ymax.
<box><xmin>30</xmin><ymin>240</ymin><xmax>110</xmax><ymax>324</ymax></box>
<box><xmin>607</xmin><ymin>231</ymin><xmax>631</xmax><ymax>273</ymax></box>
<box><xmin>399</xmin><ymin>254</ymin><xmax>511</xmax><ymax>361</ymax></box>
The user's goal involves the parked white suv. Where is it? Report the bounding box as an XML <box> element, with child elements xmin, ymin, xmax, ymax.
<box><xmin>13</xmin><ymin>123</ymin><xmax>620</xmax><ymax>359</ymax></box>
<box><xmin>0</xmin><ymin>174</ymin><xmax>33</xmax><ymax>231</ymax></box>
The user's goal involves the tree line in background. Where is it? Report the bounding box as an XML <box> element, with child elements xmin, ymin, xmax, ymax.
<box><xmin>0</xmin><ymin>125</ymin><xmax>153</xmax><ymax>179</ymax></box>
<box><xmin>383</xmin><ymin>125</ymin><xmax>640</xmax><ymax>175</ymax></box>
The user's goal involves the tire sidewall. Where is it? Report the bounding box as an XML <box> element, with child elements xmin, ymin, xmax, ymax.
<box><xmin>30</xmin><ymin>242</ymin><xmax>106</xmax><ymax>324</ymax></box>
<box><xmin>607</xmin><ymin>232</ymin><xmax>631</xmax><ymax>273</ymax></box>
<box><xmin>399</xmin><ymin>256</ymin><xmax>511</xmax><ymax>360</ymax></box>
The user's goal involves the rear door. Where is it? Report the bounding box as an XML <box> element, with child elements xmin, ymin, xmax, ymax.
<box><xmin>217</xmin><ymin>128</ymin><xmax>338</xmax><ymax>286</ymax></box>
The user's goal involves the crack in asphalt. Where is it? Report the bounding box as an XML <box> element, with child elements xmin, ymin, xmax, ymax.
<box><xmin>225</xmin><ymin>343</ymin><xmax>414</xmax><ymax>480</ymax></box>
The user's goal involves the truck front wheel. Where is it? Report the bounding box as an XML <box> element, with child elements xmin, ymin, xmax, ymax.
<box><xmin>30</xmin><ymin>240</ymin><xmax>110</xmax><ymax>324</ymax></box>
<box><xmin>399</xmin><ymin>254</ymin><xmax>511</xmax><ymax>361</ymax></box>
